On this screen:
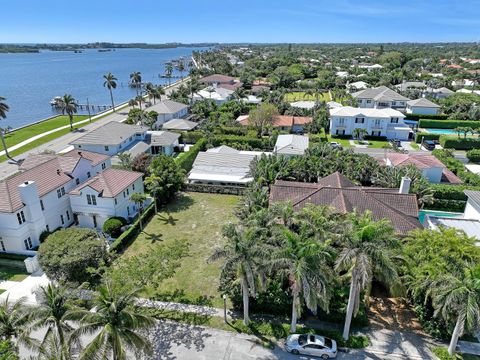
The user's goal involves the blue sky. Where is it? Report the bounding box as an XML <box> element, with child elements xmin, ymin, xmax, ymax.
<box><xmin>1</xmin><ymin>0</ymin><xmax>480</xmax><ymax>43</ymax></box>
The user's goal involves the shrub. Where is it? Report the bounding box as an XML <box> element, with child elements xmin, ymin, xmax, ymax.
<box><xmin>176</xmin><ymin>138</ymin><xmax>207</xmax><ymax>172</ymax></box>
<box><xmin>427</xmin><ymin>198</ymin><xmax>466</xmax><ymax>212</ymax></box>
<box><xmin>102</xmin><ymin>217</ymin><xmax>127</xmax><ymax>238</ymax></box>
<box><xmin>405</xmin><ymin>114</ymin><xmax>448</xmax><ymax>121</ymax></box>
<box><xmin>415</xmin><ymin>132</ymin><xmax>440</xmax><ymax>143</ymax></box>
<box><xmin>431</xmin><ymin>346</ymin><xmax>462</xmax><ymax>360</ymax></box>
<box><xmin>38</xmin><ymin>228</ymin><xmax>108</xmax><ymax>284</ymax></box>
<box><xmin>212</xmin><ymin>135</ymin><xmax>275</xmax><ymax>151</ymax></box>
<box><xmin>467</xmin><ymin>149</ymin><xmax>480</xmax><ymax>163</ymax></box>
<box><xmin>364</xmin><ymin>135</ymin><xmax>387</xmax><ymax>141</ymax></box>
<box><xmin>440</xmin><ymin>136</ymin><xmax>480</xmax><ymax>150</ymax></box>
<box><xmin>214</xmin><ymin>126</ymin><xmax>249</xmax><ymax>136</ymax></box>
<box><xmin>330</xmin><ymin>134</ymin><xmax>353</xmax><ymax>140</ymax></box>
<box><xmin>419</xmin><ymin>119</ymin><xmax>480</xmax><ymax>130</ymax></box>
<box><xmin>109</xmin><ymin>203</ymin><xmax>155</xmax><ymax>253</ymax></box>
<box><xmin>179</xmin><ymin>131</ymin><xmax>205</xmax><ymax>144</ymax></box>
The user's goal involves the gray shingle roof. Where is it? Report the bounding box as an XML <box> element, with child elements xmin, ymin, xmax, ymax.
<box><xmin>147</xmin><ymin>131</ymin><xmax>181</xmax><ymax>146</ymax></box>
<box><xmin>407</xmin><ymin>98</ymin><xmax>440</xmax><ymax>108</ymax></box>
<box><xmin>70</xmin><ymin>122</ymin><xmax>147</xmax><ymax>146</ymax></box>
<box><xmin>162</xmin><ymin>118</ymin><xmax>198</xmax><ymax>131</ymax></box>
<box><xmin>352</xmin><ymin>86</ymin><xmax>410</xmax><ymax>102</ymax></box>
<box><xmin>465</xmin><ymin>190</ymin><xmax>480</xmax><ymax>206</ymax></box>
<box><xmin>149</xmin><ymin>99</ymin><xmax>188</xmax><ymax>115</ymax></box>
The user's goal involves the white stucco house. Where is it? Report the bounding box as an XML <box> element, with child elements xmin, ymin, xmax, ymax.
<box><xmin>406</xmin><ymin>98</ymin><xmax>441</xmax><ymax>115</ymax></box>
<box><xmin>193</xmin><ymin>86</ymin><xmax>234</xmax><ymax>105</ymax></box>
<box><xmin>329</xmin><ymin>106</ymin><xmax>412</xmax><ymax>140</ymax></box>
<box><xmin>124</xmin><ymin>131</ymin><xmax>181</xmax><ymax>158</ymax></box>
<box><xmin>69</xmin><ymin>168</ymin><xmax>148</xmax><ymax>230</ymax></box>
<box><xmin>352</xmin><ymin>86</ymin><xmax>410</xmax><ymax>110</ymax></box>
<box><xmin>150</xmin><ymin>99</ymin><xmax>189</xmax><ymax>127</ymax></box>
<box><xmin>70</xmin><ymin>122</ymin><xmax>148</xmax><ymax>156</ymax></box>
<box><xmin>0</xmin><ymin>150</ymin><xmax>111</xmax><ymax>254</ymax></box>
<box><xmin>274</xmin><ymin>135</ymin><xmax>309</xmax><ymax>156</ymax></box>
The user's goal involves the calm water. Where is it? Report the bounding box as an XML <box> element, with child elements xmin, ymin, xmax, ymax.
<box><xmin>0</xmin><ymin>47</ymin><xmax>209</xmax><ymax>129</ymax></box>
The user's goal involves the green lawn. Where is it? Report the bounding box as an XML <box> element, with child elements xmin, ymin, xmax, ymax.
<box><xmin>1</xmin><ymin>115</ymin><xmax>89</xmax><ymax>151</ymax></box>
<box><xmin>0</xmin><ymin>266</ymin><xmax>29</xmax><ymax>282</ymax></box>
<box><xmin>121</xmin><ymin>192</ymin><xmax>240</xmax><ymax>308</ymax></box>
<box><xmin>284</xmin><ymin>92</ymin><xmax>331</xmax><ymax>102</ymax></box>
<box><xmin>326</xmin><ymin>135</ymin><xmax>351</xmax><ymax>148</ymax></box>
<box><xmin>353</xmin><ymin>140</ymin><xmax>390</xmax><ymax>149</ymax></box>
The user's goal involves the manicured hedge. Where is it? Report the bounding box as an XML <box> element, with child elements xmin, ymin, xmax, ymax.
<box><xmin>419</xmin><ymin>119</ymin><xmax>480</xmax><ymax>130</ymax></box>
<box><xmin>429</xmin><ymin>184</ymin><xmax>480</xmax><ymax>201</ymax></box>
<box><xmin>440</xmin><ymin>136</ymin><xmax>480</xmax><ymax>150</ymax></box>
<box><xmin>467</xmin><ymin>149</ymin><xmax>480</xmax><ymax>163</ymax></box>
<box><xmin>414</xmin><ymin>132</ymin><xmax>440</xmax><ymax>143</ymax></box>
<box><xmin>309</xmin><ymin>132</ymin><xmax>328</xmax><ymax>143</ymax></box>
<box><xmin>331</xmin><ymin>134</ymin><xmax>353</xmax><ymax>140</ymax></box>
<box><xmin>405</xmin><ymin>114</ymin><xmax>448</xmax><ymax>121</ymax></box>
<box><xmin>426</xmin><ymin>199</ymin><xmax>466</xmax><ymax>212</ymax></box>
<box><xmin>109</xmin><ymin>203</ymin><xmax>155</xmax><ymax>253</ymax></box>
<box><xmin>364</xmin><ymin>135</ymin><xmax>387</xmax><ymax>141</ymax></box>
<box><xmin>211</xmin><ymin>135</ymin><xmax>276</xmax><ymax>151</ymax></box>
<box><xmin>176</xmin><ymin>138</ymin><xmax>207</xmax><ymax>172</ymax></box>
<box><xmin>180</xmin><ymin>131</ymin><xmax>204</xmax><ymax>144</ymax></box>
<box><xmin>213</xmin><ymin>126</ymin><xmax>249</xmax><ymax>136</ymax></box>
<box><xmin>0</xmin><ymin>253</ymin><xmax>29</xmax><ymax>261</ymax></box>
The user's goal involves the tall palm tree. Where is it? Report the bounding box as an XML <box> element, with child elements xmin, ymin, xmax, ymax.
<box><xmin>155</xmin><ymin>85</ymin><xmax>165</xmax><ymax>102</ymax></box>
<box><xmin>165</xmin><ymin>63</ymin><xmax>174</xmax><ymax>86</ymax></box>
<box><xmin>58</xmin><ymin>94</ymin><xmax>78</xmax><ymax>131</ymax></box>
<box><xmin>144</xmin><ymin>83</ymin><xmax>156</xmax><ymax>104</ymax></box>
<box><xmin>177</xmin><ymin>61</ymin><xmax>186</xmax><ymax>80</ymax></box>
<box><xmin>28</xmin><ymin>284</ymin><xmax>74</xmax><ymax>355</ymax></box>
<box><xmin>128</xmin><ymin>99</ymin><xmax>138</xmax><ymax>109</ymax></box>
<box><xmin>129</xmin><ymin>72</ymin><xmax>142</xmax><ymax>96</ymax></box>
<box><xmin>130</xmin><ymin>193</ymin><xmax>147</xmax><ymax>231</ymax></box>
<box><xmin>103</xmin><ymin>73</ymin><xmax>118</xmax><ymax>111</ymax></box>
<box><xmin>208</xmin><ymin>224</ymin><xmax>268</xmax><ymax>325</ymax></box>
<box><xmin>144</xmin><ymin>174</ymin><xmax>162</xmax><ymax>214</ymax></box>
<box><xmin>0</xmin><ymin>96</ymin><xmax>15</xmax><ymax>161</ymax></box>
<box><xmin>430</xmin><ymin>265</ymin><xmax>480</xmax><ymax>356</ymax></box>
<box><xmin>0</xmin><ymin>296</ymin><xmax>36</xmax><ymax>350</ymax></box>
<box><xmin>69</xmin><ymin>284</ymin><xmax>155</xmax><ymax>360</ymax></box>
<box><xmin>335</xmin><ymin>211</ymin><xmax>399</xmax><ymax>340</ymax></box>
<box><xmin>135</xmin><ymin>95</ymin><xmax>143</xmax><ymax>110</ymax></box>
<box><xmin>273</xmin><ymin>228</ymin><xmax>333</xmax><ymax>332</ymax></box>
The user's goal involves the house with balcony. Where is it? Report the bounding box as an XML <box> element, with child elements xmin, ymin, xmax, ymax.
<box><xmin>352</xmin><ymin>86</ymin><xmax>410</xmax><ymax>110</ymax></box>
<box><xmin>68</xmin><ymin>168</ymin><xmax>148</xmax><ymax>230</ymax></box>
<box><xmin>70</xmin><ymin>121</ymin><xmax>148</xmax><ymax>156</ymax></box>
<box><xmin>0</xmin><ymin>150</ymin><xmax>110</xmax><ymax>254</ymax></box>
<box><xmin>329</xmin><ymin>106</ymin><xmax>412</xmax><ymax>140</ymax></box>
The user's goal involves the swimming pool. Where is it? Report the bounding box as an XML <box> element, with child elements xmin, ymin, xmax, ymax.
<box><xmin>422</xmin><ymin>128</ymin><xmax>458</xmax><ymax>135</ymax></box>
<box><xmin>418</xmin><ymin>210</ymin><xmax>463</xmax><ymax>224</ymax></box>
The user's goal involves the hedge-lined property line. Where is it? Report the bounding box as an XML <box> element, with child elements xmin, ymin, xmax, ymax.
<box><xmin>419</xmin><ymin>119</ymin><xmax>480</xmax><ymax>130</ymax></box>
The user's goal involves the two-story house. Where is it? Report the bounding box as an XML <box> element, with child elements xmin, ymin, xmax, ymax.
<box><xmin>0</xmin><ymin>150</ymin><xmax>110</xmax><ymax>254</ymax></box>
<box><xmin>68</xmin><ymin>168</ymin><xmax>147</xmax><ymax>230</ymax></box>
<box><xmin>352</xmin><ymin>86</ymin><xmax>410</xmax><ymax>110</ymax></box>
<box><xmin>329</xmin><ymin>106</ymin><xmax>412</xmax><ymax>140</ymax></box>
<box><xmin>70</xmin><ymin>121</ymin><xmax>148</xmax><ymax>156</ymax></box>
<box><xmin>150</xmin><ymin>99</ymin><xmax>189</xmax><ymax>128</ymax></box>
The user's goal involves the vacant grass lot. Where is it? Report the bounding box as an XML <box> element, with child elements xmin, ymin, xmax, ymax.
<box><xmin>122</xmin><ymin>192</ymin><xmax>240</xmax><ymax>308</ymax></box>
<box><xmin>284</xmin><ymin>92</ymin><xmax>331</xmax><ymax>102</ymax></box>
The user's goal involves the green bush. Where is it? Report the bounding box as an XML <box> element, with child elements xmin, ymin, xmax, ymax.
<box><xmin>179</xmin><ymin>131</ymin><xmax>204</xmax><ymax>144</ymax></box>
<box><xmin>212</xmin><ymin>135</ymin><xmax>275</xmax><ymax>151</ymax></box>
<box><xmin>430</xmin><ymin>184</ymin><xmax>475</xmax><ymax>201</ymax></box>
<box><xmin>364</xmin><ymin>135</ymin><xmax>387</xmax><ymax>141</ymax></box>
<box><xmin>405</xmin><ymin>114</ymin><xmax>448</xmax><ymax>121</ymax></box>
<box><xmin>102</xmin><ymin>217</ymin><xmax>127</xmax><ymax>238</ymax></box>
<box><xmin>419</xmin><ymin>119</ymin><xmax>480</xmax><ymax>130</ymax></box>
<box><xmin>214</xmin><ymin>126</ymin><xmax>249</xmax><ymax>136</ymax></box>
<box><xmin>440</xmin><ymin>136</ymin><xmax>480</xmax><ymax>150</ymax></box>
<box><xmin>0</xmin><ymin>253</ymin><xmax>29</xmax><ymax>261</ymax></box>
<box><xmin>415</xmin><ymin>132</ymin><xmax>440</xmax><ymax>143</ymax></box>
<box><xmin>109</xmin><ymin>203</ymin><xmax>155</xmax><ymax>253</ymax></box>
<box><xmin>309</xmin><ymin>132</ymin><xmax>328</xmax><ymax>143</ymax></box>
<box><xmin>427</xmin><ymin>199</ymin><xmax>466</xmax><ymax>212</ymax></box>
<box><xmin>467</xmin><ymin>149</ymin><xmax>480</xmax><ymax>163</ymax></box>
<box><xmin>331</xmin><ymin>134</ymin><xmax>353</xmax><ymax>140</ymax></box>
<box><xmin>176</xmin><ymin>138</ymin><xmax>207</xmax><ymax>172</ymax></box>
<box><xmin>431</xmin><ymin>346</ymin><xmax>462</xmax><ymax>360</ymax></box>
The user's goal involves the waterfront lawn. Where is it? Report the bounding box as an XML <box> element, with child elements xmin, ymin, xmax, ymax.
<box><xmin>0</xmin><ymin>115</ymin><xmax>89</xmax><ymax>151</ymax></box>
<box><xmin>120</xmin><ymin>192</ymin><xmax>240</xmax><ymax>308</ymax></box>
<box><xmin>284</xmin><ymin>92</ymin><xmax>331</xmax><ymax>102</ymax></box>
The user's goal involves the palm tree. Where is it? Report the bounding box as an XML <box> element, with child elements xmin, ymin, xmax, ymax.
<box><xmin>335</xmin><ymin>211</ymin><xmax>399</xmax><ymax>340</ymax></box>
<box><xmin>208</xmin><ymin>224</ymin><xmax>267</xmax><ymax>325</ymax></box>
<box><xmin>128</xmin><ymin>99</ymin><xmax>138</xmax><ymax>109</ymax></box>
<box><xmin>0</xmin><ymin>296</ymin><xmax>36</xmax><ymax>349</ymax></box>
<box><xmin>272</xmin><ymin>228</ymin><xmax>333</xmax><ymax>332</ymax></box>
<box><xmin>117</xmin><ymin>153</ymin><xmax>132</xmax><ymax>170</ymax></box>
<box><xmin>69</xmin><ymin>284</ymin><xmax>155</xmax><ymax>360</ymax></box>
<box><xmin>135</xmin><ymin>95</ymin><xmax>143</xmax><ymax>110</ymax></box>
<box><xmin>103</xmin><ymin>73</ymin><xmax>118</xmax><ymax>112</ymax></box>
<box><xmin>155</xmin><ymin>85</ymin><xmax>165</xmax><ymax>102</ymax></box>
<box><xmin>58</xmin><ymin>94</ymin><xmax>78</xmax><ymax>131</ymax></box>
<box><xmin>129</xmin><ymin>72</ymin><xmax>142</xmax><ymax>96</ymax></box>
<box><xmin>353</xmin><ymin>128</ymin><xmax>367</xmax><ymax>141</ymax></box>
<box><xmin>165</xmin><ymin>63</ymin><xmax>174</xmax><ymax>86</ymax></box>
<box><xmin>430</xmin><ymin>265</ymin><xmax>480</xmax><ymax>356</ymax></box>
<box><xmin>303</xmin><ymin>88</ymin><xmax>315</xmax><ymax>101</ymax></box>
<box><xmin>130</xmin><ymin>193</ymin><xmax>147</xmax><ymax>231</ymax></box>
<box><xmin>144</xmin><ymin>174</ymin><xmax>162</xmax><ymax>214</ymax></box>
<box><xmin>28</xmin><ymin>284</ymin><xmax>73</xmax><ymax>356</ymax></box>
<box><xmin>177</xmin><ymin>61</ymin><xmax>186</xmax><ymax>80</ymax></box>
<box><xmin>0</xmin><ymin>96</ymin><xmax>15</xmax><ymax>162</ymax></box>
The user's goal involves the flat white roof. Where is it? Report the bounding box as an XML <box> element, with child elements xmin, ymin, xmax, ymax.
<box><xmin>329</xmin><ymin>106</ymin><xmax>406</xmax><ymax>118</ymax></box>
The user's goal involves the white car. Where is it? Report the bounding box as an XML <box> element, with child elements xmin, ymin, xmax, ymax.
<box><xmin>285</xmin><ymin>334</ymin><xmax>337</xmax><ymax>358</ymax></box>
<box><xmin>329</xmin><ymin>142</ymin><xmax>343</xmax><ymax>150</ymax></box>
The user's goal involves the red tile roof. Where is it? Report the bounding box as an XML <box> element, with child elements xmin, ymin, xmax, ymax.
<box><xmin>68</xmin><ymin>168</ymin><xmax>143</xmax><ymax>198</ymax></box>
<box><xmin>200</xmin><ymin>74</ymin><xmax>235</xmax><ymax>84</ymax></box>
<box><xmin>0</xmin><ymin>158</ymin><xmax>73</xmax><ymax>213</ymax></box>
<box><xmin>270</xmin><ymin>171</ymin><xmax>421</xmax><ymax>235</ymax></box>
<box><xmin>217</xmin><ymin>82</ymin><xmax>243</xmax><ymax>91</ymax></box>
<box><xmin>238</xmin><ymin>115</ymin><xmax>312</xmax><ymax>128</ymax></box>
<box><xmin>63</xmin><ymin>149</ymin><xmax>110</xmax><ymax>166</ymax></box>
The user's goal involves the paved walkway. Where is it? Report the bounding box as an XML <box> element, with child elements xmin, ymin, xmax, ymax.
<box><xmin>0</xmin><ymin>270</ymin><xmax>49</xmax><ymax>305</ymax></box>
<box><xmin>0</xmin><ymin>78</ymin><xmax>189</xmax><ymax>180</ymax></box>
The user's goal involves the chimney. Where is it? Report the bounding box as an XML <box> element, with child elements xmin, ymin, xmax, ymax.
<box><xmin>399</xmin><ymin>177</ymin><xmax>411</xmax><ymax>194</ymax></box>
<box><xmin>57</xmin><ymin>169</ymin><xmax>61</xmax><ymax>175</ymax></box>
<box><xmin>18</xmin><ymin>181</ymin><xmax>39</xmax><ymax>206</ymax></box>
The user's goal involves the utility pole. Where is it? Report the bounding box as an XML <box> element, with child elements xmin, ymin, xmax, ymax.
<box><xmin>86</xmin><ymin>97</ymin><xmax>92</xmax><ymax>122</ymax></box>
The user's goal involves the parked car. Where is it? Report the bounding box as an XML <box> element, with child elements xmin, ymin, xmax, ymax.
<box><xmin>422</xmin><ymin>140</ymin><xmax>436</xmax><ymax>151</ymax></box>
<box><xmin>284</xmin><ymin>334</ymin><xmax>337</xmax><ymax>359</ymax></box>
<box><xmin>330</xmin><ymin>141</ymin><xmax>343</xmax><ymax>150</ymax></box>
